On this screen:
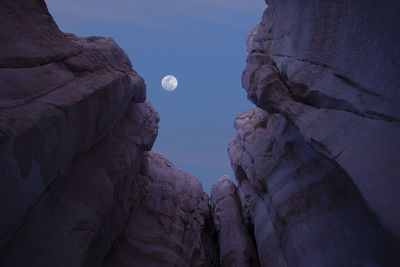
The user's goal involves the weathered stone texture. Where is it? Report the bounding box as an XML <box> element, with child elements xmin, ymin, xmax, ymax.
<box><xmin>0</xmin><ymin>101</ymin><xmax>159</xmax><ymax>266</ymax></box>
<box><xmin>242</xmin><ymin>0</ymin><xmax>400</xmax><ymax>240</ymax></box>
<box><xmin>0</xmin><ymin>0</ymin><xmax>147</xmax><ymax>247</ymax></box>
<box><xmin>210</xmin><ymin>175</ymin><xmax>259</xmax><ymax>267</ymax></box>
<box><xmin>229</xmin><ymin>108</ymin><xmax>400</xmax><ymax>266</ymax></box>
<box><xmin>103</xmin><ymin>151</ymin><xmax>219</xmax><ymax>267</ymax></box>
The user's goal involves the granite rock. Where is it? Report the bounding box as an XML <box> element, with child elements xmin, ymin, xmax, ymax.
<box><xmin>0</xmin><ymin>0</ymin><xmax>146</xmax><ymax>247</ymax></box>
<box><xmin>228</xmin><ymin>107</ymin><xmax>400</xmax><ymax>266</ymax></box>
<box><xmin>0</xmin><ymin>101</ymin><xmax>159</xmax><ymax>267</ymax></box>
<box><xmin>0</xmin><ymin>0</ymin><xmax>163</xmax><ymax>265</ymax></box>
<box><xmin>103</xmin><ymin>151</ymin><xmax>219</xmax><ymax>267</ymax></box>
<box><xmin>210</xmin><ymin>175</ymin><xmax>259</xmax><ymax>267</ymax></box>
<box><xmin>242</xmin><ymin>0</ymin><xmax>400</xmax><ymax>240</ymax></box>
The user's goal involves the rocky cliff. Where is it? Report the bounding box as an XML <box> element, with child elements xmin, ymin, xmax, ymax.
<box><xmin>226</xmin><ymin>0</ymin><xmax>400</xmax><ymax>266</ymax></box>
<box><xmin>0</xmin><ymin>1</ymin><xmax>218</xmax><ymax>266</ymax></box>
<box><xmin>242</xmin><ymin>0</ymin><xmax>400</xmax><ymax>238</ymax></box>
<box><xmin>1</xmin><ymin>0</ymin><xmax>400</xmax><ymax>266</ymax></box>
<box><xmin>228</xmin><ymin>108</ymin><xmax>399</xmax><ymax>266</ymax></box>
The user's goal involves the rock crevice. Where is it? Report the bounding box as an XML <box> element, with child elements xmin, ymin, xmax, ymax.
<box><xmin>1</xmin><ymin>0</ymin><xmax>400</xmax><ymax>266</ymax></box>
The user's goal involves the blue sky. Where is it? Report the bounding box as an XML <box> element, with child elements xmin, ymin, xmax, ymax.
<box><xmin>46</xmin><ymin>0</ymin><xmax>267</xmax><ymax>193</ymax></box>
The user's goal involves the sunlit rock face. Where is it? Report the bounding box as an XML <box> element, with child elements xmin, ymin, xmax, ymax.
<box><xmin>242</xmin><ymin>0</ymin><xmax>400</xmax><ymax>242</ymax></box>
<box><xmin>103</xmin><ymin>151</ymin><xmax>219</xmax><ymax>267</ymax></box>
<box><xmin>228</xmin><ymin>108</ymin><xmax>400</xmax><ymax>266</ymax></box>
<box><xmin>210</xmin><ymin>175</ymin><xmax>259</xmax><ymax>267</ymax></box>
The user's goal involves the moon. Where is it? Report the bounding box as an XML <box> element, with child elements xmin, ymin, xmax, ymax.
<box><xmin>161</xmin><ymin>75</ymin><xmax>178</xmax><ymax>91</ymax></box>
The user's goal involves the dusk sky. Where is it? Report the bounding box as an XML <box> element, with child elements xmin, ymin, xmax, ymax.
<box><xmin>46</xmin><ymin>0</ymin><xmax>267</xmax><ymax>193</ymax></box>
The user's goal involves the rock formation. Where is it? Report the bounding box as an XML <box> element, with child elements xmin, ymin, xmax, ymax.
<box><xmin>1</xmin><ymin>0</ymin><xmax>400</xmax><ymax>266</ymax></box>
<box><xmin>1</xmin><ymin>101</ymin><xmax>159</xmax><ymax>267</ymax></box>
<box><xmin>103</xmin><ymin>151</ymin><xmax>218</xmax><ymax>267</ymax></box>
<box><xmin>242</xmin><ymin>0</ymin><xmax>400</xmax><ymax>239</ymax></box>
<box><xmin>0</xmin><ymin>0</ymin><xmax>146</xmax><ymax>248</ymax></box>
<box><xmin>226</xmin><ymin>0</ymin><xmax>400</xmax><ymax>266</ymax></box>
<box><xmin>0</xmin><ymin>1</ymin><xmax>217</xmax><ymax>266</ymax></box>
<box><xmin>210</xmin><ymin>175</ymin><xmax>259</xmax><ymax>267</ymax></box>
<box><xmin>228</xmin><ymin>108</ymin><xmax>399</xmax><ymax>266</ymax></box>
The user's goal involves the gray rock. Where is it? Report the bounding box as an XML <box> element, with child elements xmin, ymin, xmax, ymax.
<box><xmin>0</xmin><ymin>1</ymin><xmax>164</xmax><ymax>266</ymax></box>
<box><xmin>103</xmin><ymin>151</ymin><xmax>219</xmax><ymax>267</ymax></box>
<box><xmin>242</xmin><ymin>0</ymin><xmax>400</xmax><ymax>239</ymax></box>
<box><xmin>0</xmin><ymin>102</ymin><xmax>159</xmax><ymax>267</ymax></box>
<box><xmin>210</xmin><ymin>175</ymin><xmax>259</xmax><ymax>267</ymax></box>
<box><xmin>228</xmin><ymin>108</ymin><xmax>400</xmax><ymax>266</ymax></box>
<box><xmin>0</xmin><ymin>1</ymin><xmax>219</xmax><ymax>266</ymax></box>
<box><xmin>0</xmin><ymin>0</ymin><xmax>146</xmax><ymax>246</ymax></box>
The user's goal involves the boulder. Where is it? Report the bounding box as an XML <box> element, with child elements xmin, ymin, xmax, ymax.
<box><xmin>103</xmin><ymin>151</ymin><xmax>219</xmax><ymax>267</ymax></box>
<box><xmin>210</xmin><ymin>175</ymin><xmax>259</xmax><ymax>267</ymax></box>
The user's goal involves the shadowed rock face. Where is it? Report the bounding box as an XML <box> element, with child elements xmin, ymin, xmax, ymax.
<box><xmin>1</xmin><ymin>102</ymin><xmax>159</xmax><ymax>267</ymax></box>
<box><xmin>0</xmin><ymin>0</ymin><xmax>146</xmax><ymax>246</ymax></box>
<box><xmin>0</xmin><ymin>1</ymin><xmax>217</xmax><ymax>266</ymax></box>
<box><xmin>228</xmin><ymin>108</ymin><xmax>400</xmax><ymax>266</ymax></box>
<box><xmin>2</xmin><ymin>0</ymin><xmax>400</xmax><ymax>266</ymax></box>
<box><xmin>210</xmin><ymin>175</ymin><xmax>259</xmax><ymax>267</ymax></box>
<box><xmin>103</xmin><ymin>152</ymin><xmax>219</xmax><ymax>267</ymax></box>
<box><xmin>242</xmin><ymin>0</ymin><xmax>400</xmax><ymax>240</ymax></box>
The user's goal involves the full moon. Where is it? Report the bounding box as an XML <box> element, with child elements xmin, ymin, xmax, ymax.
<box><xmin>161</xmin><ymin>75</ymin><xmax>178</xmax><ymax>91</ymax></box>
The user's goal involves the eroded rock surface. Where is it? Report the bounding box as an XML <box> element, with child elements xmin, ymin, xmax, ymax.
<box><xmin>0</xmin><ymin>101</ymin><xmax>159</xmax><ymax>267</ymax></box>
<box><xmin>3</xmin><ymin>0</ymin><xmax>400</xmax><ymax>266</ymax></box>
<box><xmin>0</xmin><ymin>0</ymin><xmax>146</xmax><ymax>248</ymax></box>
<box><xmin>103</xmin><ymin>151</ymin><xmax>219</xmax><ymax>267</ymax></box>
<box><xmin>229</xmin><ymin>108</ymin><xmax>400</xmax><ymax>266</ymax></box>
<box><xmin>0</xmin><ymin>1</ymin><xmax>219</xmax><ymax>266</ymax></box>
<box><xmin>0</xmin><ymin>0</ymin><xmax>204</xmax><ymax>266</ymax></box>
<box><xmin>210</xmin><ymin>175</ymin><xmax>259</xmax><ymax>267</ymax></box>
<box><xmin>242</xmin><ymin>0</ymin><xmax>400</xmax><ymax>240</ymax></box>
